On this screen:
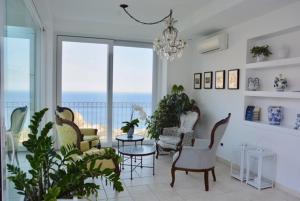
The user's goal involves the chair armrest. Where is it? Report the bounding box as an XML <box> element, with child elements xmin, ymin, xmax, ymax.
<box><xmin>80</xmin><ymin>141</ymin><xmax>90</xmax><ymax>152</ymax></box>
<box><xmin>162</xmin><ymin>127</ymin><xmax>179</xmax><ymax>137</ymax></box>
<box><xmin>80</xmin><ymin>128</ymin><xmax>97</xmax><ymax>136</ymax></box>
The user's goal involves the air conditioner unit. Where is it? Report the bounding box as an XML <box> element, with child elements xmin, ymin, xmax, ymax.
<box><xmin>197</xmin><ymin>32</ymin><xmax>228</xmax><ymax>54</ymax></box>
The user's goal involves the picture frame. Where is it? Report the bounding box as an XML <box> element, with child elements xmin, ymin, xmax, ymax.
<box><xmin>228</xmin><ymin>69</ymin><xmax>240</xmax><ymax>89</ymax></box>
<box><xmin>204</xmin><ymin>71</ymin><xmax>213</xmax><ymax>89</ymax></box>
<box><xmin>194</xmin><ymin>73</ymin><xmax>202</xmax><ymax>89</ymax></box>
<box><xmin>215</xmin><ymin>70</ymin><xmax>225</xmax><ymax>89</ymax></box>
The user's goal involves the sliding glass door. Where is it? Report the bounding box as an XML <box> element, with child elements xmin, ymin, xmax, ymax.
<box><xmin>3</xmin><ymin>0</ymin><xmax>41</xmax><ymax>200</ymax></box>
<box><xmin>57</xmin><ymin>37</ymin><xmax>154</xmax><ymax>145</ymax></box>
<box><xmin>58</xmin><ymin>37</ymin><xmax>112</xmax><ymax>143</ymax></box>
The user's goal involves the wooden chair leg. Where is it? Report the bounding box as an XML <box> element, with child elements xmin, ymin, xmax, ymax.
<box><xmin>212</xmin><ymin>167</ymin><xmax>216</xmax><ymax>182</ymax></box>
<box><xmin>185</xmin><ymin>171</ymin><xmax>188</xmax><ymax>175</ymax></box>
<box><xmin>170</xmin><ymin>168</ymin><xmax>176</xmax><ymax>187</ymax></box>
<box><xmin>204</xmin><ymin>170</ymin><xmax>209</xmax><ymax>191</ymax></box>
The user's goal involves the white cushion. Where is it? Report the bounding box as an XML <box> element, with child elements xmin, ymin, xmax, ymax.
<box><xmin>159</xmin><ymin>135</ymin><xmax>181</xmax><ymax>145</ymax></box>
<box><xmin>179</xmin><ymin>111</ymin><xmax>198</xmax><ymax>132</ymax></box>
<box><xmin>157</xmin><ymin>140</ymin><xmax>177</xmax><ymax>150</ymax></box>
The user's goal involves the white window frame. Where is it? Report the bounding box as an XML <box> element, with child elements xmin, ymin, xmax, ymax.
<box><xmin>56</xmin><ymin>35</ymin><xmax>157</xmax><ymax>146</ymax></box>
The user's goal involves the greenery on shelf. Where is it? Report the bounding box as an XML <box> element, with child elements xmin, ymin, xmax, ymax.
<box><xmin>121</xmin><ymin>118</ymin><xmax>139</xmax><ymax>133</ymax></box>
<box><xmin>146</xmin><ymin>84</ymin><xmax>195</xmax><ymax>140</ymax></box>
<box><xmin>250</xmin><ymin>45</ymin><xmax>272</xmax><ymax>57</ymax></box>
<box><xmin>7</xmin><ymin>108</ymin><xmax>123</xmax><ymax>201</ymax></box>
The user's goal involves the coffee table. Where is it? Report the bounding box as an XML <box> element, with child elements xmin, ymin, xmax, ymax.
<box><xmin>116</xmin><ymin>134</ymin><xmax>144</xmax><ymax>149</ymax></box>
<box><xmin>118</xmin><ymin>145</ymin><xmax>156</xmax><ymax>180</ymax></box>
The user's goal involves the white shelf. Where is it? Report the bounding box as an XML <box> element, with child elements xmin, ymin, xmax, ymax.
<box><xmin>244</xmin><ymin>91</ymin><xmax>300</xmax><ymax>99</ymax></box>
<box><xmin>246</xmin><ymin>57</ymin><xmax>300</xmax><ymax>69</ymax></box>
<box><xmin>243</xmin><ymin>120</ymin><xmax>300</xmax><ymax>136</ymax></box>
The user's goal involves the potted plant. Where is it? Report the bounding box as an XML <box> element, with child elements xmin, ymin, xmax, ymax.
<box><xmin>146</xmin><ymin>84</ymin><xmax>195</xmax><ymax>140</ymax></box>
<box><xmin>7</xmin><ymin>108</ymin><xmax>123</xmax><ymax>201</ymax></box>
<box><xmin>121</xmin><ymin>105</ymin><xmax>147</xmax><ymax>138</ymax></box>
<box><xmin>250</xmin><ymin>45</ymin><xmax>272</xmax><ymax>62</ymax></box>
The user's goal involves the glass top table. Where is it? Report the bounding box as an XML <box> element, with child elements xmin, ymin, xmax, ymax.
<box><xmin>118</xmin><ymin>145</ymin><xmax>156</xmax><ymax>180</ymax></box>
<box><xmin>116</xmin><ymin>134</ymin><xmax>144</xmax><ymax>149</ymax></box>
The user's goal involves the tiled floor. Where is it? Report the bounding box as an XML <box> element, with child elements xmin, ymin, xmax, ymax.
<box><xmin>97</xmin><ymin>155</ymin><xmax>300</xmax><ymax>201</ymax></box>
<box><xmin>6</xmin><ymin>152</ymin><xmax>300</xmax><ymax>201</ymax></box>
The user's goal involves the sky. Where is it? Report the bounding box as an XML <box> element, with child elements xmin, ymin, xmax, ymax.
<box><xmin>62</xmin><ymin>41</ymin><xmax>153</xmax><ymax>93</ymax></box>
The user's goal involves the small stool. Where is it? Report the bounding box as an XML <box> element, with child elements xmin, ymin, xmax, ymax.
<box><xmin>246</xmin><ymin>148</ymin><xmax>276</xmax><ymax>190</ymax></box>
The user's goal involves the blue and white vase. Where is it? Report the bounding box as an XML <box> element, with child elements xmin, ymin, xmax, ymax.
<box><xmin>268</xmin><ymin>106</ymin><xmax>283</xmax><ymax>125</ymax></box>
<box><xmin>127</xmin><ymin>127</ymin><xmax>134</xmax><ymax>138</ymax></box>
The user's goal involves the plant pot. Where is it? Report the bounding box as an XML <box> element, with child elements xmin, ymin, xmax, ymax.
<box><xmin>256</xmin><ymin>55</ymin><xmax>265</xmax><ymax>62</ymax></box>
<box><xmin>127</xmin><ymin>127</ymin><xmax>134</xmax><ymax>138</ymax></box>
<box><xmin>268</xmin><ymin>106</ymin><xmax>283</xmax><ymax>125</ymax></box>
<box><xmin>58</xmin><ymin>197</ymin><xmax>88</xmax><ymax>201</ymax></box>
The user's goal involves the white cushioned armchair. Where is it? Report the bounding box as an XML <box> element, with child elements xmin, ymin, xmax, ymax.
<box><xmin>156</xmin><ymin>105</ymin><xmax>200</xmax><ymax>158</ymax></box>
<box><xmin>170</xmin><ymin>113</ymin><xmax>231</xmax><ymax>191</ymax></box>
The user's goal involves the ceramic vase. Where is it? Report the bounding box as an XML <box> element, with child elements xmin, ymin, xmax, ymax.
<box><xmin>127</xmin><ymin>127</ymin><xmax>134</xmax><ymax>138</ymax></box>
<box><xmin>268</xmin><ymin>106</ymin><xmax>283</xmax><ymax>125</ymax></box>
<box><xmin>248</xmin><ymin>77</ymin><xmax>260</xmax><ymax>91</ymax></box>
<box><xmin>256</xmin><ymin>55</ymin><xmax>265</xmax><ymax>62</ymax></box>
<box><xmin>274</xmin><ymin>74</ymin><xmax>287</xmax><ymax>91</ymax></box>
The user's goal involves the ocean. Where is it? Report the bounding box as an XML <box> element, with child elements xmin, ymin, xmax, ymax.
<box><xmin>4</xmin><ymin>91</ymin><xmax>152</xmax><ymax>130</ymax></box>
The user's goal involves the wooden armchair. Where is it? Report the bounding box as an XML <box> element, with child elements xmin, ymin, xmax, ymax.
<box><xmin>56</xmin><ymin>106</ymin><xmax>100</xmax><ymax>148</ymax></box>
<box><xmin>170</xmin><ymin>113</ymin><xmax>231</xmax><ymax>191</ymax></box>
<box><xmin>156</xmin><ymin>105</ymin><xmax>200</xmax><ymax>158</ymax></box>
<box><xmin>55</xmin><ymin>116</ymin><xmax>119</xmax><ymax>173</ymax></box>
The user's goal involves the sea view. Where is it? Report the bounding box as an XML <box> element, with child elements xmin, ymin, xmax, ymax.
<box><xmin>5</xmin><ymin>91</ymin><xmax>152</xmax><ymax>140</ymax></box>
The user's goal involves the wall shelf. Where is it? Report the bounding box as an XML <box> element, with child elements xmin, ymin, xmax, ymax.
<box><xmin>244</xmin><ymin>91</ymin><xmax>300</xmax><ymax>99</ymax></box>
<box><xmin>246</xmin><ymin>57</ymin><xmax>300</xmax><ymax>69</ymax></box>
<box><xmin>243</xmin><ymin>120</ymin><xmax>300</xmax><ymax>137</ymax></box>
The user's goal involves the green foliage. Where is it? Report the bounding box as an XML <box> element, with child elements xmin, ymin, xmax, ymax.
<box><xmin>7</xmin><ymin>108</ymin><xmax>123</xmax><ymax>201</ymax></box>
<box><xmin>121</xmin><ymin>118</ymin><xmax>139</xmax><ymax>133</ymax></box>
<box><xmin>251</xmin><ymin>45</ymin><xmax>272</xmax><ymax>57</ymax></box>
<box><xmin>146</xmin><ymin>84</ymin><xmax>195</xmax><ymax>140</ymax></box>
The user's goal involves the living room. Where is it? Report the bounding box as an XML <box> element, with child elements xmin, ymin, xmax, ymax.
<box><xmin>1</xmin><ymin>0</ymin><xmax>300</xmax><ymax>201</ymax></box>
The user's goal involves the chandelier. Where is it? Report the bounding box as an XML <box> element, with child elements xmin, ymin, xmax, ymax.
<box><xmin>120</xmin><ymin>4</ymin><xmax>186</xmax><ymax>61</ymax></box>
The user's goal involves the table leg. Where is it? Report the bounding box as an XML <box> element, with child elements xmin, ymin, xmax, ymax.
<box><xmin>141</xmin><ymin>155</ymin><xmax>143</xmax><ymax>168</ymax></box>
<box><xmin>134</xmin><ymin>142</ymin><xmax>137</xmax><ymax>162</ymax></box>
<box><xmin>153</xmin><ymin>154</ymin><xmax>155</xmax><ymax>176</ymax></box>
<box><xmin>130</xmin><ymin>156</ymin><xmax>133</xmax><ymax>180</ymax></box>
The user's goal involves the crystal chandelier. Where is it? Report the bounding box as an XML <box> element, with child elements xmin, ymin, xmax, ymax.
<box><xmin>120</xmin><ymin>4</ymin><xmax>186</xmax><ymax>61</ymax></box>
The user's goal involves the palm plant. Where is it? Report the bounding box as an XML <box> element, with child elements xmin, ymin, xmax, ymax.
<box><xmin>7</xmin><ymin>108</ymin><xmax>123</xmax><ymax>201</ymax></box>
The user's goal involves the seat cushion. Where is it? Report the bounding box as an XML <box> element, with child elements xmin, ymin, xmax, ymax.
<box><xmin>159</xmin><ymin>135</ymin><xmax>181</xmax><ymax>145</ymax></box>
<box><xmin>84</xmin><ymin>148</ymin><xmax>116</xmax><ymax>170</ymax></box>
<box><xmin>83</xmin><ymin>135</ymin><xmax>99</xmax><ymax>142</ymax></box>
<box><xmin>157</xmin><ymin>140</ymin><xmax>177</xmax><ymax>150</ymax></box>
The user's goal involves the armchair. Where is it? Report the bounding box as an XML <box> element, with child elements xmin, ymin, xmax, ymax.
<box><xmin>55</xmin><ymin>116</ymin><xmax>119</xmax><ymax>173</ymax></box>
<box><xmin>6</xmin><ymin>106</ymin><xmax>28</xmax><ymax>165</ymax></box>
<box><xmin>156</xmin><ymin>105</ymin><xmax>200</xmax><ymax>158</ymax></box>
<box><xmin>170</xmin><ymin>113</ymin><xmax>231</xmax><ymax>191</ymax></box>
<box><xmin>56</xmin><ymin>106</ymin><xmax>100</xmax><ymax>148</ymax></box>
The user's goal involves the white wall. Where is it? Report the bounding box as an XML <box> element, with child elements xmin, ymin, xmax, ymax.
<box><xmin>168</xmin><ymin>2</ymin><xmax>300</xmax><ymax>194</ymax></box>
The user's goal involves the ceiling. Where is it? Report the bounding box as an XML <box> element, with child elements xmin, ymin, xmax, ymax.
<box><xmin>42</xmin><ymin>0</ymin><xmax>298</xmax><ymax>41</ymax></box>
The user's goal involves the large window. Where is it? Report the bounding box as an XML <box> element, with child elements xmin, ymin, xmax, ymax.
<box><xmin>57</xmin><ymin>37</ymin><xmax>155</xmax><ymax>145</ymax></box>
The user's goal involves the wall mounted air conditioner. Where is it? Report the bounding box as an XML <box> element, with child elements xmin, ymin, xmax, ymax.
<box><xmin>197</xmin><ymin>32</ymin><xmax>228</xmax><ymax>54</ymax></box>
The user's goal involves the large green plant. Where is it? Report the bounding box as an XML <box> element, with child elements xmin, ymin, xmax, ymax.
<box><xmin>7</xmin><ymin>108</ymin><xmax>123</xmax><ymax>201</ymax></box>
<box><xmin>146</xmin><ymin>85</ymin><xmax>195</xmax><ymax>140</ymax></box>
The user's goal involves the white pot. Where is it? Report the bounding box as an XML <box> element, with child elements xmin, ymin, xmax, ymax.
<box><xmin>58</xmin><ymin>197</ymin><xmax>87</xmax><ymax>201</ymax></box>
<box><xmin>256</xmin><ymin>55</ymin><xmax>265</xmax><ymax>62</ymax></box>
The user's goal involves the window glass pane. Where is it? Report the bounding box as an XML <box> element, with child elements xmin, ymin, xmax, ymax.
<box><xmin>113</xmin><ymin>46</ymin><xmax>153</xmax><ymax>139</ymax></box>
<box><xmin>61</xmin><ymin>41</ymin><xmax>108</xmax><ymax>141</ymax></box>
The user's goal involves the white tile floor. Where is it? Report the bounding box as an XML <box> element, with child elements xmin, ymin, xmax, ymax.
<box><xmin>97</xmin><ymin>155</ymin><xmax>300</xmax><ymax>201</ymax></box>
<box><xmin>6</xmin><ymin>153</ymin><xmax>300</xmax><ymax>201</ymax></box>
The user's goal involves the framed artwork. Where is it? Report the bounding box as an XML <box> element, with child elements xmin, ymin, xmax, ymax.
<box><xmin>215</xmin><ymin>70</ymin><xmax>225</xmax><ymax>89</ymax></box>
<box><xmin>204</xmin><ymin>72</ymin><xmax>213</xmax><ymax>89</ymax></box>
<box><xmin>228</xmin><ymin>69</ymin><xmax>240</xmax><ymax>89</ymax></box>
<box><xmin>194</xmin><ymin>73</ymin><xmax>202</xmax><ymax>89</ymax></box>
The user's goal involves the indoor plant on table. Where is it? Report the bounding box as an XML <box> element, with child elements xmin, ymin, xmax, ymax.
<box><xmin>121</xmin><ymin>105</ymin><xmax>147</xmax><ymax>138</ymax></box>
<box><xmin>7</xmin><ymin>108</ymin><xmax>123</xmax><ymax>201</ymax></box>
<box><xmin>146</xmin><ymin>84</ymin><xmax>195</xmax><ymax>140</ymax></box>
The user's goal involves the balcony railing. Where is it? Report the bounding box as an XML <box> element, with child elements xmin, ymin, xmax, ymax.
<box><xmin>5</xmin><ymin>101</ymin><xmax>152</xmax><ymax>142</ymax></box>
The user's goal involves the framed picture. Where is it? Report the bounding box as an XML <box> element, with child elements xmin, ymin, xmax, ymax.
<box><xmin>215</xmin><ymin>70</ymin><xmax>225</xmax><ymax>89</ymax></box>
<box><xmin>204</xmin><ymin>72</ymin><xmax>213</xmax><ymax>89</ymax></box>
<box><xmin>194</xmin><ymin>73</ymin><xmax>202</xmax><ymax>89</ymax></box>
<box><xmin>228</xmin><ymin>69</ymin><xmax>240</xmax><ymax>89</ymax></box>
